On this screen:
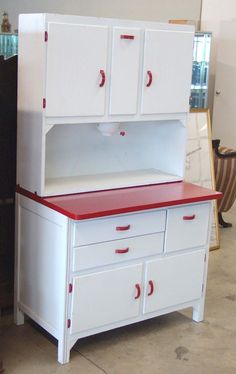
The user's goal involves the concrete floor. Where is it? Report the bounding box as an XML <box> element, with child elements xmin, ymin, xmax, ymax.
<box><xmin>1</xmin><ymin>205</ymin><xmax>236</xmax><ymax>374</ymax></box>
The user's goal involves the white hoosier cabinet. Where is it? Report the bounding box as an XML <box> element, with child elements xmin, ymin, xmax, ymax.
<box><xmin>15</xmin><ymin>13</ymin><xmax>221</xmax><ymax>364</ymax></box>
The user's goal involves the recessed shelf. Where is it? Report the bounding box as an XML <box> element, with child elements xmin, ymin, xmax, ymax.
<box><xmin>45</xmin><ymin>169</ymin><xmax>182</xmax><ymax>196</ymax></box>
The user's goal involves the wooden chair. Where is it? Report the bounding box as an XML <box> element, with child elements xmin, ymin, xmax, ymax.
<box><xmin>212</xmin><ymin>139</ymin><xmax>236</xmax><ymax>227</ymax></box>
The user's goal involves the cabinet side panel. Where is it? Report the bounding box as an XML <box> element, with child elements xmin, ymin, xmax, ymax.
<box><xmin>17</xmin><ymin>195</ymin><xmax>68</xmax><ymax>335</ymax></box>
<box><xmin>17</xmin><ymin>14</ymin><xmax>46</xmax><ymax>195</ymax></box>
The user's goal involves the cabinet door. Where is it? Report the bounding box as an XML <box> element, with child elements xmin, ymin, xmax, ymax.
<box><xmin>70</xmin><ymin>264</ymin><xmax>142</xmax><ymax>334</ymax></box>
<box><xmin>143</xmin><ymin>250</ymin><xmax>205</xmax><ymax>314</ymax></box>
<box><xmin>46</xmin><ymin>22</ymin><xmax>108</xmax><ymax>117</ymax></box>
<box><xmin>141</xmin><ymin>29</ymin><xmax>193</xmax><ymax>114</ymax></box>
<box><xmin>109</xmin><ymin>27</ymin><xmax>141</xmax><ymax>115</ymax></box>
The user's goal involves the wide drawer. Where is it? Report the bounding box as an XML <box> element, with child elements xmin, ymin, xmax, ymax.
<box><xmin>73</xmin><ymin>210</ymin><xmax>166</xmax><ymax>246</ymax></box>
<box><xmin>72</xmin><ymin>232</ymin><xmax>164</xmax><ymax>271</ymax></box>
<box><xmin>164</xmin><ymin>202</ymin><xmax>211</xmax><ymax>252</ymax></box>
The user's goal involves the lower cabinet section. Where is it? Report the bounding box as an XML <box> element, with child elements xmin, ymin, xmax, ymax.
<box><xmin>70</xmin><ymin>263</ymin><xmax>143</xmax><ymax>334</ymax></box>
<box><xmin>143</xmin><ymin>250</ymin><xmax>205</xmax><ymax>314</ymax></box>
<box><xmin>15</xmin><ymin>194</ymin><xmax>213</xmax><ymax>364</ymax></box>
<box><xmin>70</xmin><ymin>249</ymin><xmax>205</xmax><ymax>335</ymax></box>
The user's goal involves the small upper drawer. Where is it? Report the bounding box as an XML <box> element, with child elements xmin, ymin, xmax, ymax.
<box><xmin>165</xmin><ymin>203</ymin><xmax>211</xmax><ymax>253</ymax></box>
<box><xmin>72</xmin><ymin>232</ymin><xmax>164</xmax><ymax>271</ymax></box>
<box><xmin>73</xmin><ymin>210</ymin><xmax>166</xmax><ymax>246</ymax></box>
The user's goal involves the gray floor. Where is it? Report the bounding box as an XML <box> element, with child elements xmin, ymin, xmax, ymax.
<box><xmin>1</xmin><ymin>205</ymin><xmax>236</xmax><ymax>374</ymax></box>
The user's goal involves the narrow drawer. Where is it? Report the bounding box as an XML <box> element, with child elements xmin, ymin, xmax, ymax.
<box><xmin>73</xmin><ymin>210</ymin><xmax>166</xmax><ymax>246</ymax></box>
<box><xmin>72</xmin><ymin>232</ymin><xmax>164</xmax><ymax>271</ymax></box>
<box><xmin>165</xmin><ymin>203</ymin><xmax>211</xmax><ymax>252</ymax></box>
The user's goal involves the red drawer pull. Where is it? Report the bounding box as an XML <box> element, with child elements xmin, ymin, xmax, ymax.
<box><xmin>183</xmin><ymin>214</ymin><xmax>196</xmax><ymax>220</ymax></box>
<box><xmin>146</xmin><ymin>70</ymin><xmax>153</xmax><ymax>87</ymax></box>
<box><xmin>99</xmin><ymin>69</ymin><xmax>106</xmax><ymax>87</ymax></box>
<box><xmin>116</xmin><ymin>224</ymin><xmax>131</xmax><ymax>231</ymax></box>
<box><xmin>148</xmin><ymin>280</ymin><xmax>154</xmax><ymax>296</ymax></box>
<box><xmin>115</xmin><ymin>247</ymin><xmax>129</xmax><ymax>254</ymax></box>
<box><xmin>120</xmin><ymin>34</ymin><xmax>135</xmax><ymax>40</ymax></box>
<box><xmin>135</xmin><ymin>284</ymin><xmax>141</xmax><ymax>299</ymax></box>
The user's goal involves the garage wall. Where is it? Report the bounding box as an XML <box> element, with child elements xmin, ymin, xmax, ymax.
<box><xmin>0</xmin><ymin>0</ymin><xmax>201</xmax><ymax>32</ymax></box>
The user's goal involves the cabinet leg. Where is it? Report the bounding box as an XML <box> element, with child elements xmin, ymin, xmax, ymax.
<box><xmin>14</xmin><ymin>305</ymin><xmax>25</xmax><ymax>325</ymax></box>
<box><xmin>58</xmin><ymin>338</ymin><xmax>70</xmax><ymax>364</ymax></box>
<box><xmin>192</xmin><ymin>301</ymin><xmax>204</xmax><ymax>322</ymax></box>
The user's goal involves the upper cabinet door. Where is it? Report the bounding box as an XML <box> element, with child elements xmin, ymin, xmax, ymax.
<box><xmin>141</xmin><ymin>29</ymin><xmax>193</xmax><ymax>114</ymax></box>
<box><xmin>109</xmin><ymin>27</ymin><xmax>141</xmax><ymax>115</ymax></box>
<box><xmin>45</xmin><ymin>23</ymin><xmax>108</xmax><ymax>117</ymax></box>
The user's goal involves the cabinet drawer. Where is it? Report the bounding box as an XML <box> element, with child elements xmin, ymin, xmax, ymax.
<box><xmin>165</xmin><ymin>203</ymin><xmax>211</xmax><ymax>252</ymax></box>
<box><xmin>73</xmin><ymin>210</ymin><xmax>166</xmax><ymax>246</ymax></box>
<box><xmin>72</xmin><ymin>232</ymin><xmax>164</xmax><ymax>271</ymax></box>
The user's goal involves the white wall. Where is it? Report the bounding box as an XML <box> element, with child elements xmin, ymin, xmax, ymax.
<box><xmin>201</xmin><ymin>0</ymin><xmax>236</xmax><ymax>73</ymax></box>
<box><xmin>0</xmin><ymin>0</ymin><xmax>201</xmax><ymax>32</ymax></box>
<box><xmin>201</xmin><ymin>0</ymin><xmax>236</xmax><ymax>112</ymax></box>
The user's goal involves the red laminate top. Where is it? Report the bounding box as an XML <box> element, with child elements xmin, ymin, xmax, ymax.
<box><xmin>16</xmin><ymin>182</ymin><xmax>222</xmax><ymax>220</ymax></box>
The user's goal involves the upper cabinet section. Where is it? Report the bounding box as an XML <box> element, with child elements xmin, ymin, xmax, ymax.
<box><xmin>46</xmin><ymin>23</ymin><xmax>108</xmax><ymax>117</ymax></box>
<box><xmin>18</xmin><ymin>14</ymin><xmax>194</xmax><ymax>125</ymax></box>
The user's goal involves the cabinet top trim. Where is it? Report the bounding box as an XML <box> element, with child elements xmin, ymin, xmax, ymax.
<box><xmin>16</xmin><ymin>182</ymin><xmax>222</xmax><ymax>221</ymax></box>
<box><xmin>19</xmin><ymin>13</ymin><xmax>195</xmax><ymax>33</ymax></box>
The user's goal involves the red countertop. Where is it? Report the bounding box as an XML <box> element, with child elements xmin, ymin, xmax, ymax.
<box><xmin>16</xmin><ymin>182</ymin><xmax>222</xmax><ymax>220</ymax></box>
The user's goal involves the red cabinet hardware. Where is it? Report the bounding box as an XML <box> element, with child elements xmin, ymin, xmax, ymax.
<box><xmin>68</xmin><ymin>283</ymin><xmax>73</xmax><ymax>293</ymax></box>
<box><xmin>147</xmin><ymin>280</ymin><xmax>154</xmax><ymax>296</ymax></box>
<box><xmin>67</xmin><ymin>319</ymin><xmax>71</xmax><ymax>328</ymax></box>
<box><xmin>43</xmin><ymin>98</ymin><xmax>46</xmax><ymax>108</ymax></box>
<box><xmin>44</xmin><ymin>31</ymin><xmax>48</xmax><ymax>42</ymax></box>
<box><xmin>116</xmin><ymin>224</ymin><xmax>131</xmax><ymax>231</ymax></box>
<box><xmin>99</xmin><ymin>69</ymin><xmax>106</xmax><ymax>87</ymax></box>
<box><xmin>183</xmin><ymin>214</ymin><xmax>196</xmax><ymax>220</ymax></box>
<box><xmin>120</xmin><ymin>34</ymin><xmax>135</xmax><ymax>40</ymax></box>
<box><xmin>120</xmin><ymin>131</ymin><xmax>126</xmax><ymax>136</ymax></box>
<box><xmin>115</xmin><ymin>247</ymin><xmax>129</xmax><ymax>254</ymax></box>
<box><xmin>146</xmin><ymin>70</ymin><xmax>153</xmax><ymax>87</ymax></box>
<box><xmin>135</xmin><ymin>284</ymin><xmax>141</xmax><ymax>299</ymax></box>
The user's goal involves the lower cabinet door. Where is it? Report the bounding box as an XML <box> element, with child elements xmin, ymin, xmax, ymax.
<box><xmin>70</xmin><ymin>264</ymin><xmax>142</xmax><ymax>334</ymax></box>
<box><xmin>143</xmin><ymin>250</ymin><xmax>205</xmax><ymax>314</ymax></box>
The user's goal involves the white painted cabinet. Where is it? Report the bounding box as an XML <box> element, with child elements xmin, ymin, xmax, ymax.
<box><xmin>46</xmin><ymin>22</ymin><xmax>108</xmax><ymax>117</ymax></box>
<box><xmin>15</xmin><ymin>12</ymin><xmax>214</xmax><ymax>367</ymax></box>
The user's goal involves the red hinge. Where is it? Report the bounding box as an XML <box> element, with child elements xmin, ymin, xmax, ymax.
<box><xmin>43</xmin><ymin>98</ymin><xmax>46</xmax><ymax>108</ymax></box>
<box><xmin>68</xmin><ymin>283</ymin><xmax>73</xmax><ymax>293</ymax></box>
<box><xmin>44</xmin><ymin>31</ymin><xmax>48</xmax><ymax>42</ymax></box>
<box><xmin>67</xmin><ymin>319</ymin><xmax>71</xmax><ymax>328</ymax></box>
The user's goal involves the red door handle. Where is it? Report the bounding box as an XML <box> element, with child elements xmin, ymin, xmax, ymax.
<box><xmin>135</xmin><ymin>284</ymin><xmax>141</xmax><ymax>299</ymax></box>
<box><xmin>148</xmin><ymin>280</ymin><xmax>154</xmax><ymax>296</ymax></box>
<box><xmin>146</xmin><ymin>70</ymin><xmax>153</xmax><ymax>87</ymax></box>
<box><xmin>99</xmin><ymin>69</ymin><xmax>106</xmax><ymax>87</ymax></box>
<box><xmin>183</xmin><ymin>214</ymin><xmax>196</xmax><ymax>220</ymax></box>
<box><xmin>116</xmin><ymin>224</ymin><xmax>131</xmax><ymax>231</ymax></box>
<box><xmin>120</xmin><ymin>34</ymin><xmax>135</xmax><ymax>40</ymax></box>
<box><xmin>115</xmin><ymin>247</ymin><xmax>129</xmax><ymax>254</ymax></box>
